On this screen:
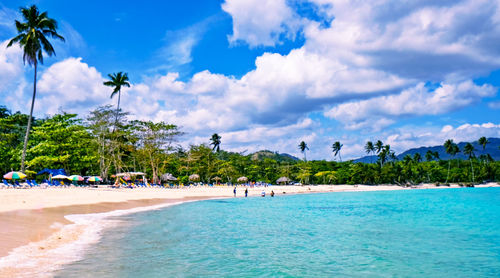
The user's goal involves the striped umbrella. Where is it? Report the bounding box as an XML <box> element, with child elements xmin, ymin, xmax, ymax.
<box><xmin>3</xmin><ymin>171</ymin><xmax>26</xmax><ymax>180</ymax></box>
<box><xmin>68</xmin><ymin>175</ymin><xmax>84</xmax><ymax>181</ymax></box>
<box><xmin>88</xmin><ymin>176</ymin><xmax>101</xmax><ymax>182</ymax></box>
<box><xmin>52</xmin><ymin>174</ymin><xmax>69</xmax><ymax>179</ymax></box>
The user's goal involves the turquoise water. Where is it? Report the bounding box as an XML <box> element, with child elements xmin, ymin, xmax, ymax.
<box><xmin>56</xmin><ymin>188</ymin><xmax>500</xmax><ymax>277</ymax></box>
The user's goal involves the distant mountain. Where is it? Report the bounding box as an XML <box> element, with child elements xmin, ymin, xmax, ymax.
<box><xmin>250</xmin><ymin>150</ymin><xmax>299</xmax><ymax>162</ymax></box>
<box><xmin>353</xmin><ymin>138</ymin><xmax>500</xmax><ymax>163</ymax></box>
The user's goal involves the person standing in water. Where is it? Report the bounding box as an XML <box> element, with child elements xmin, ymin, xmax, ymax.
<box><xmin>245</xmin><ymin>187</ymin><xmax>248</xmax><ymax>197</ymax></box>
<box><xmin>261</xmin><ymin>190</ymin><xmax>265</xmax><ymax>197</ymax></box>
<box><xmin>270</xmin><ymin>190</ymin><xmax>275</xmax><ymax>197</ymax></box>
<box><xmin>233</xmin><ymin>187</ymin><xmax>237</xmax><ymax>197</ymax></box>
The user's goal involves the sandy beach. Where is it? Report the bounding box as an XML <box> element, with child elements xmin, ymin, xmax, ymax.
<box><xmin>0</xmin><ymin>183</ymin><xmax>498</xmax><ymax>277</ymax></box>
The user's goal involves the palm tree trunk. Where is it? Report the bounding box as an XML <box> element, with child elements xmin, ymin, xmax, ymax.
<box><xmin>446</xmin><ymin>160</ymin><xmax>450</xmax><ymax>183</ymax></box>
<box><xmin>470</xmin><ymin>159</ymin><xmax>474</xmax><ymax>183</ymax></box>
<box><xmin>114</xmin><ymin>89</ymin><xmax>121</xmax><ymax>129</ymax></box>
<box><xmin>20</xmin><ymin>62</ymin><xmax>37</xmax><ymax>172</ymax></box>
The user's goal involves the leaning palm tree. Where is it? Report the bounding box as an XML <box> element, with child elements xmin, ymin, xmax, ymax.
<box><xmin>104</xmin><ymin>72</ymin><xmax>130</xmax><ymax>129</ymax></box>
<box><xmin>375</xmin><ymin>140</ymin><xmax>384</xmax><ymax>154</ymax></box>
<box><xmin>332</xmin><ymin>141</ymin><xmax>343</xmax><ymax>162</ymax></box>
<box><xmin>7</xmin><ymin>5</ymin><xmax>65</xmax><ymax>172</ymax></box>
<box><xmin>444</xmin><ymin>139</ymin><xmax>459</xmax><ymax>183</ymax></box>
<box><xmin>210</xmin><ymin>133</ymin><xmax>222</xmax><ymax>152</ymax></box>
<box><xmin>365</xmin><ymin>141</ymin><xmax>375</xmax><ymax>163</ymax></box>
<box><xmin>463</xmin><ymin>143</ymin><xmax>476</xmax><ymax>183</ymax></box>
<box><xmin>298</xmin><ymin>141</ymin><xmax>309</xmax><ymax>161</ymax></box>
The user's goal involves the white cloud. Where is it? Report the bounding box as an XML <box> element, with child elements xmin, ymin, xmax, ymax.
<box><xmin>222</xmin><ymin>0</ymin><xmax>300</xmax><ymax>47</ymax></box>
<box><xmin>489</xmin><ymin>101</ymin><xmax>500</xmax><ymax>109</ymax></box>
<box><xmin>325</xmin><ymin>81</ymin><xmax>497</xmax><ymax>130</ymax></box>
<box><xmin>36</xmin><ymin>57</ymin><xmax>111</xmax><ymax>115</ymax></box>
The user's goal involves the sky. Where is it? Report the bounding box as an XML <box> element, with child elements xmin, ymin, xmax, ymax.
<box><xmin>1</xmin><ymin>0</ymin><xmax>500</xmax><ymax>160</ymax></box>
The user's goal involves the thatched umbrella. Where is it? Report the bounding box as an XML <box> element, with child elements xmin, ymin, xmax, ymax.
<box><xmin>276</xmin><ymin>176</ymin><xmax>291</xmax><ymax>185</ymax></box>
<box><xmin>161</xmin><ymin>173</ymin><xmax>177</xmax><ymax>181</ymax></box>
<box><xmin>189</xmin><ymin>174</ymin><xmax>200</xmax><ymax>182</ymax></box>
<box><xmin>237</xmin><ymin>176</ymin><xmax>248</xmax><ymax>183</ymax></box>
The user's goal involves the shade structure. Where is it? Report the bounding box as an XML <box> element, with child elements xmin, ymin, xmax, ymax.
<box><xmin>68</xmin><ymin>175</ymin><xmax>84</xmax><ymax>181</ymax></box>
<box><xmin>52</xmin><ymin>174</ymin><xmax>69</xmax><ymax>179</ymax></box>
<box><xmin>122</xmin><ymin>176</ymin><xmax>131</xmax><ymax>181</ymax></box>
<box><xmin>161</xmin><ymin>173</ymin><xmax>177</xmax><ymax>181</ymax></box>
<box><xmin>211</xmin><ymin>176</ymin><xmax>222</xmax><ymax>181</ymax></box>
<box><xmin>115</xmin><ymin>172</ymin><xmax>145</xmax><ymax>177</ymax></box>
<box><xmin>3</xmin><ymin>171</ymin><xmax>26</xmax><ymax>180</ymax></box>
<box><xmin>88</xmin><ymin>176</ymin><xmax>101</xmax><ymax>182</ymax></box>
<box><xmin>276</xmin><ymin>176</ymin><xmax>291</xmax><ymax>184</ymax></box>
<box><xmin>237</xmin><ymin>176</ymin><xmax>248</xmax><ymax>183</ymax></box>
<box><xmin>189</xmin><ymin>174</ymin><xmax>200</xmax><ymax>181</ymax></box>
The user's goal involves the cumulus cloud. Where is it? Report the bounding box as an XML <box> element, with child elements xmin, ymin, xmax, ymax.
<box><xmin>36</xmin><ymin>57</ymin><xmax>111</xmax><ymax>115</ymax></box>
<box><xmin>222</xmin><ymin>0</ymin><xmax>301</xmax><ymax>47</ymax></box>
<box><xmin>325</xmin><ymin>81</ymin><xmax>497</xmax><ymax>131</ymax></box>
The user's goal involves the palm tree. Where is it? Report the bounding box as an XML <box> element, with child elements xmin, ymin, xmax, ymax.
<box><xmin>413</xmin><ymin>153</ymin><xmax>422</xmax><ymax>163</ymax></box>
<box><xmin>375</xmin><ymin>140</ymin><xmax>384</xmax><ymax>154</ymax></box>
<box><xmin>425</xmin><ymin>150</ymin><xmax>434</xmax><ymax>162</ymax></box>
<box><xmin>478</xmin><ymin>137</ymin><xmax>489</xmax><ymax>150</ymax></box>
<box><xmin>210</xmin><ymin>133</ymin><xmax>222</xmax><ymax>152</ymax></box>
<box><xmin>444</xmin><ymin>139</ymin><xmax>459</xmax><ymax>183</ymax></box>
<box><xmin>298</xmin><ymin>141</ymin><xmax>309</xmax><ymax>161</ymax></box>
<box><xmin>7</xmin><ymin>5</ymin><xmax>64</xmax><ymax>172</ymax></box>
<box><xmin>463</xmin><ymin>143</ymin><xmax>476</xmax><ymax>183</ymax></box>
<box><xmin>104</xmin><ymin>72</ymin><xmax>130</xmax><ymax>129</ymax></box>
<box><xmin>365</xmin><ymin>141</ymin><xmax>375</xmax><ymax>163</ymax></box>
<box><xmin>332</xmin><ymin>141</ymin><xmax>343</xmax><ymax>162</ymax></box>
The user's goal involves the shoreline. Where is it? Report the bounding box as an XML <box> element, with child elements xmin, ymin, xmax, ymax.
<box><xmin>0</xmin><ymin>183</ymin><xmax>498</xmax><ymax>276</ymax></box>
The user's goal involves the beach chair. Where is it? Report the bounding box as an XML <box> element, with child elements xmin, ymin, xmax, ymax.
<box><xmin>26</xmin><ymin>180</ymin><xmax>33</xmax><ymax>187</ymax></box>
<box><xmin>3</xmin><ymin>179</ymin><xmax>10</xmax><ymax>188</ymax></box>
<box><xmin>15</xmin><ymin>180</ymin><xmax>20</xmax><ymax>187</ymax></box>
<box><xmin>33</xmin><ymin>180</ymin><xmax>39</xmax><ymax>186</ymax></box>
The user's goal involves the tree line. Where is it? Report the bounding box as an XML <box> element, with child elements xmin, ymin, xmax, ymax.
<box><xmin>1</xmin><ymin>105</ymin><xmax>499</xmax><ymax>185</ymax></box>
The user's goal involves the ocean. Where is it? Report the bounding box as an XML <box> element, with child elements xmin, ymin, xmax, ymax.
<box><xmin>55</xmin><ymin>188</ymin><xmax>500</xmax><ymax>277</ymax></box>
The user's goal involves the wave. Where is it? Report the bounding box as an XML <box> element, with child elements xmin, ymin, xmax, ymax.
<box><xmin>0</xmin><ymin>200</ymin><xmax>189</xmax><ymax>278</ymax></box>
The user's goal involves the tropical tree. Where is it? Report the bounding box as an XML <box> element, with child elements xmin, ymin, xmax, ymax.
<box><xmin>7</xmin><ymin>5</ymin><xmax>65</xmax><ymax>172</ymax></box>
<box><xmin>444</xmin><ymin>139</ymin><xmax>459</xmax><ymax>183</ymax></box>
<box><xmin>463</xmin><ymin>142</ymin><xmax>476</xmax><ymax>183</ymax></box>
<box><xmin>425</xmin><ymin>150</ymin><xmax>434</xmax><ymax>162</ymax></box>
<box><xmin>413</xmin><ymin>153</ymin><xmax>422</xmax><ymax>163</ymax></box>
<box><xmin>103</xmin><ymin>72</ymin><xmax>130</xmax><ymax>129</ymax></box>
<box><xmin>210</xmin><ymin>133</ymin><xmax>222</xmax><ymax>152</ymax></box>
<box><xmin>365</xmin><ymin>141</ymin><xmax>375</xmax><ymax>163</ymax></box>
<box><xmin>478</xmin><ymin>137</ymin><xmax>489</xmax><ymax>150</ymax></box>
<box><xmin>375</xmin><ymin>140</ymin><xmax>384</xmax><ymax>154</ymax></box>
<box><xmin>298</xmin><ymin>141</ymin><xmax>309</xmax><ymax>161</ymax></box>
<box><xmin>332</xmin><ymin>141</ymin><xmax>343</xmax><ymax>162</ymax></box>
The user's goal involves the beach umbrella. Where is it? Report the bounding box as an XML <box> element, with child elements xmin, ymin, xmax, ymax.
<box><xmin>88</xmin><ymin>176</ymin><xmax>102</xmax><ymax>182</ymax></box>
<box><xmin>123</xmin><ymin>175</ymin><xmax>131</xmax><ymax>181</ymax></box>
<box><xmin>211</xmin><ymin>176</ymin><xmax>222</xmax><ymax>181</ymax></box>
<box><xmin>189</xmin><ymin>174</ymin><xmax>200</xmax><ymax>181</ymax></box>
<box><xmin>68</xmin><ymin>175</ymin><xmax>84</xmax><ymax>181</ymax></box>
<box><xmin>3</xmin><ymin>171</ymin><xmax>26</xmax><ymax>180</ymax></box>
<box><xmin>237</xmin><ymin>176</ymin><xmax>248</xmax><ymax>183</ymax></box>
<box><xmin>52</xmin><ymin>174</ymin><xmax>69</xmax><ymax>179</ymax></box>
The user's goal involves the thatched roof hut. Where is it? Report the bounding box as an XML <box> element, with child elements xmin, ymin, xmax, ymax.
<box><xmin>189</xmin><ymin>174</ymin><xmax>200</xmax><ymax>181</ymax></box>
<box><xmin>276</xmin><ymin>176</ymin><xmax>291</xmax><ymax>184</ymax></box>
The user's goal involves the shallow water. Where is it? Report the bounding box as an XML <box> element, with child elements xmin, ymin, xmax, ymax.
<box><xmin>56</xmin><ymin>188</ymin><xmax>500</xmax><ymax>277</ymax></box>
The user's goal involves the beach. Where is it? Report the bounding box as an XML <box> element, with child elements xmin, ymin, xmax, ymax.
<box><xmin>0</xmin><ymin>183</ymin><xmax>498</xmax><ymax>277</ymax></box>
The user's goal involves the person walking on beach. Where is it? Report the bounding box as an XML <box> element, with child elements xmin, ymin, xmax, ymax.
<box><xmin>233</xmin><ymin>187</ymin><xmax>237</xmax><ymax>197</ymax></box>
<box><xmin>245</xmin><ymin>187</ymin><xmax>248</xmax><ymax>197</ymax></box>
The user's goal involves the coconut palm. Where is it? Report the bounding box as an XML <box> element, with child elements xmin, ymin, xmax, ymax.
<box><xmin>7</xmin><ymin>5</ymin><xmax>65</xmax><ymax>172</ymax></box>
<box><xmin>298</xmin><ymin>141</ymin><xmax>309</xmax><ymax>161</ymax></box>
<box><xmin>413</xmin><ymin>153</ymin><xmax>422</xmax><ymax>163</ymax></box>
<box><xmin>332</xmin><ymin>141</ymin><xmax>343</xmax><ymax>162</ymax></box>
<box><xmin>425</xmin><ymin>150</ymin><xmax>434</xmax><ymax>162</ymax></box>
<box><xmin>463</xmin><ymin>143</ymin><xmax>476</xmax><ymax>183</ymax></box>
<box><xmin>478</xmin><ymin>137</ymin><xmax>489</xmax><ymax>150</ymax></box>
<box><xmin>444</xmin><ymin>139</ymin><xmax>459</xmax><ymax>183</ymax></box>
<box><xmin>375</xmin><ymin>140</ymin><xmax>384</xmax><ymax>154</ymax></box>
<box><xmin>210</xmin><ymin>133</ymin><xmax>222</xmax><ymax>152</ymax></box>
<box><xmin>365</xmin><ymin>141</ymin><xmax>375</xmax><ymax>163</ymax></box>
<box><xmin>104</xmin><ymin>72</ymin><xmax>130</xmax><ymax>128</ymax></box>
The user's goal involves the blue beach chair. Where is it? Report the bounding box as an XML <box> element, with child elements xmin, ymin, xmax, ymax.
<box><xmin>26</xmin><ymin>180</ymin><xmax>33</xmax><ymax>187</ymax></box>
<box><xmin>33</xmin><ymin>180</ymin><xmax>39</xmax><ymax>186</ymax></box>
<box><xmin>3</xmin><ymin>179</ymin><xmax>10</xmax><ymax>187</ymax></box>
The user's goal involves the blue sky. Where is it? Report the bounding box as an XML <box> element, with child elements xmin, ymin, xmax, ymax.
<box><xmin>1</xmin><ymin>0</ymin><xmax>500</xmax><ymax>160</ymax></box>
